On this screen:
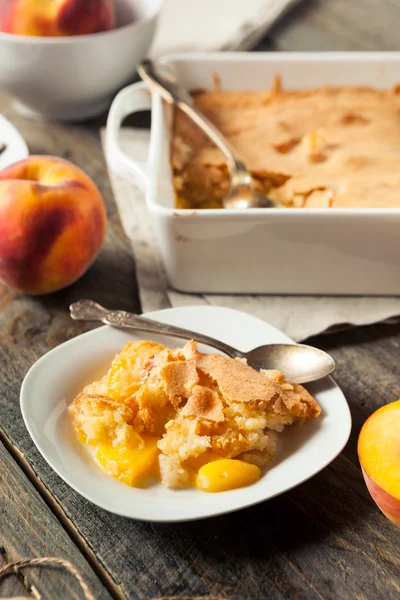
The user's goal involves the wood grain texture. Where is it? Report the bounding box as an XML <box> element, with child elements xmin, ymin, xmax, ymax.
<box><xmin>267</xmin><ymin>0</ymin><xmax>400</xmax><ymax>51</ymax></box>
<box><xmin>0</xmin><ymin>551</ymin><xmax>32</xmax><ymax>599</ymax></box>
<box><xmin>0</xmin><ymin>92</ymin><xmax>140</xmax><ymax>599</ymax></box>
<box><xmin>0</xmin><ymin>439</ymin><xmax>111</xmax><ymax>600</ymax></box>
<box><xmin>1</xmin><ymin>2</ymin><xmax>400</xmax><ymax>599</ymax></box>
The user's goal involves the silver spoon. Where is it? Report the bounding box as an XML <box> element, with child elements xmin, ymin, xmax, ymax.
<box><xmin>137</xmin><ymin>58</ymin><xmax>282</xmax><ymax>210</ymax></box>
<box><xmin>70</xmin><ymin>300</ymin><xmax>334</xmax><ymax>384</ymax></box>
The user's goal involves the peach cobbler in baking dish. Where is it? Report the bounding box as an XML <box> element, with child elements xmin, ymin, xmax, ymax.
<box><xmin>70</xmin><ymin>340</ymin><xmax>321</xmax><ymax>492</ymax></box>
<box><xmin>172</xmin><ymin>77</ymin><xmax>400</xmax><ymax>209</ymax></box>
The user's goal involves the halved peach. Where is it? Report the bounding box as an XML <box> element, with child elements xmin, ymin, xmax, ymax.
<box><xmin>358</xmin><ymin>399</ymin><xmax>400</xmax><ymax>527</ymax></box>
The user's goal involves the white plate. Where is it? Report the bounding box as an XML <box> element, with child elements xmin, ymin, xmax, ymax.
<box><xmin>20</xmin><ymin>305</ymin><xmax>351</xmax><ymax>522</ymax></box>
<box><xmin>0</xmin><ymin>114</ymin><xmax>29</xmax><ymax>169</ymax></box>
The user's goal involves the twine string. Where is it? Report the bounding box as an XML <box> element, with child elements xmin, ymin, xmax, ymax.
<box><xmin>0</xmin><ymin>557</ymin><xmax>95</xmax><ymax>600</ymax></box>
<box><xmin>0</xmin><ymin>556</ymin><xmax>228</xmax><ymax>600</ymax></box>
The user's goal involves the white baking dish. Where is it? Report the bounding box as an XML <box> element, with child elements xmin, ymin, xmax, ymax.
<box><xmin>106</xmin><ymin>52</ymin><xmax>400</xmax><ymax>294</ymax></box>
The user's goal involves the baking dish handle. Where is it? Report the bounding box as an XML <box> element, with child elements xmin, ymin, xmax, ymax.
<box><xmin>106</xmin><ymin>82</ymin><xmax>151</xmax><ymax>192</ymax></box>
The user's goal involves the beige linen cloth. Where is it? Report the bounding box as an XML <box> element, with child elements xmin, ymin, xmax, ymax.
<box><xmin>150</xmin><ymin>0</ymin><xmax>302</xmax><ymax>56</ymax></box>
<box><xmin>101</xmin><ymin>129</ymin><xmax>400</xmax><ymax>342</ymax></box>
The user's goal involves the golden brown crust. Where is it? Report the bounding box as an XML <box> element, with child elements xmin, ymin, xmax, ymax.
<box><xmin>197</xmin><ymin>353</ymin><xmax>282</xmax><ymax>406</ymax></box>
<box><xmin>160</xmin><ymin>359</ymin><xmax>199</xmax><ymax>399</ymax></box>
<box><xmin>180</xmin><ymin>385</ymin><xmax>225</xmax><ymax>422</ymax></box>
<box><xmin>180</xmin><ymin>339</ymin><xmax>200</xmax><ymax>360</ymax></box>
<box><xmin>286</xmin><ymin>382</ymin><xmax>321</xmax><ymax>418</ymax></box>
<box><xmin>172</xmin><ymin>83</ymin><xmax>400</xmax><ymax>209</ymax></box>
<box><xmin>196</xmin><ymin>352</ymin><xmax>319</xmax><ymax>419</ymax></box>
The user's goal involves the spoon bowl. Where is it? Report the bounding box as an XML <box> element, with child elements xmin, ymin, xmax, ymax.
<box><xmin>70</xmin><ymin>300</ymin><xmax>335</xmax><ymax>384</ymax></box>
<box><xmin>137</xmin><ymin>58</ymin><xmax>282</xmax><ymax>210</ymax></box>
<box><xmin>245</xmin><ymin>343</ymin><xmax>335</xmax><ymax>384</ymax></box>
<box><xmin>223</xmin><ymin>185</ymin><xmax>279</xmax><ymax>210</ymax></box>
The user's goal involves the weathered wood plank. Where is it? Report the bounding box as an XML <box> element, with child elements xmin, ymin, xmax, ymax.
<box><xmin>0</xmin><ymin>438</ymin><xmax>112</xmax><ymax>600</ymax></box>
<box><xmin>1</xmin><ymin>214</ymin><xmax>400</xmax><ymax>598</ymax></box>
<box><xmin>268</xmin><ymin>0</ymin><xmax>400</xmax><ymax>51</ymax></box>
<box><xmin>0</xmin><ymin>551</ymin><xmax>32</xmax><ymax>599</ymax></box>
<box><xmin>21</xmin><ymin>316</ymin><xmax>400</xmax><ymax>600</ymax></box>
<box><xmin>1</xmin><ymin>2</ymin><xmax>400</xmax><ymax>599</ymax></box>
<box><xmin>0</xmin><ymin>92</ymin><xmax>141</xmax><ymax>600</ymax></box>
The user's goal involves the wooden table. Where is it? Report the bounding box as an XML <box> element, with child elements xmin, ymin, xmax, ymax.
<box><xmin>1</xmin><ymin>1</ymin><xmax>400</xmax><ymax>598</ymax></box>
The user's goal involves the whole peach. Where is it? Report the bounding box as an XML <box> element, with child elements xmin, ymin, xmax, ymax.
<box><xmin>358</xmin><ymin>399</ymin><xmax>400</xmax><ymax>527</ymax></box>
<box><xmin>0</xmin><ymin>156</ymin><xmax>107</xmax><ymax>294</ymax></box>
<box><xmin>0</xmin><ymin>0</ymin><xmax>116</xmax><ymax>37</ymax></box>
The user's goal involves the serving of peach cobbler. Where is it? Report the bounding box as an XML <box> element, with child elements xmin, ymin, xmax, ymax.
<box><xmin>172</xmin><ymin>78</ymin><xmax>400</xmax><ymax>209</ymax></box>
<box><xmin>70</xmin><ymin>340</ymin><xmax>321</xmax><ymax>492</ymax></box>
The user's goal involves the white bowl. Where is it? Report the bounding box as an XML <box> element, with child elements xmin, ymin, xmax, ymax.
<box><xmin>20</xmin><ymin>305</ymin><xmax>351</xmax><ymax>522</ymax></box>
<box><xmin>0</xmin><ymin>0</ymin><xmax>162</xmax><ymax>121</ymax></box>
<box><xmin>106</xmin><ymin>52</ymin><xmax>400</xmax><ymax>294</ymax></box>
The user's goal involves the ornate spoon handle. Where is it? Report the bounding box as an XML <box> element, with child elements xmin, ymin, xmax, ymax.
<box><xmin>70</xmin><ymin>300</ymin><xmax>240</xmax><ymax>358</ymax></box>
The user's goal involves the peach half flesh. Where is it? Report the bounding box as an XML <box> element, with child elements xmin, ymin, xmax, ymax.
<box><xmin>358</xmin><ymin>399</ymin><xmax>400</xmax><ymax>527</ymax></box>
<box><xmin>0</xmin><ymin>155</ymin><xmax>107</xmax><ymax>295</ymax></box>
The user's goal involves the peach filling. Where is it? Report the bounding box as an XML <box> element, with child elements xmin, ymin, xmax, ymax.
<box><xmin>196</xmin><ymin>459</ymin><xmax>261</xmax><ymax>493</ymax></box>
<box><xmin>96</xmin><ymin>435</ymin><xmax>160</xmax><ymax>488</ymax></box>
<box><xmin>95</xmin><ymin>437</ymin><xmax>261</xmax><ymax>492</ymax></box>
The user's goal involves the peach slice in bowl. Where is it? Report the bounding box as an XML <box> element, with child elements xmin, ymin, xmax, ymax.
<box><xmin>358</xmin><ymin>399</ymin><xmax>400</xmax><ymax>527</ymax></box>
